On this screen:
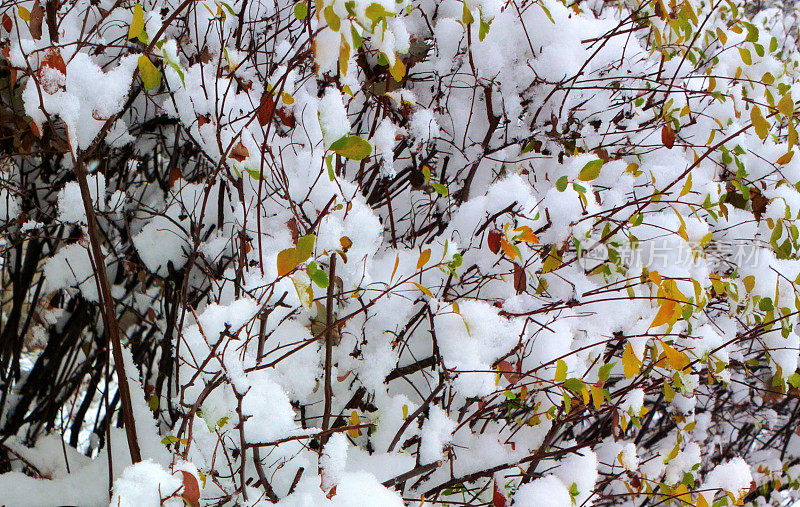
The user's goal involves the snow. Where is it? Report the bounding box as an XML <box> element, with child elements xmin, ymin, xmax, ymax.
<box><xmin>514</xmin><ymin>475</ymin><xmax>572</xmax><ymax>507</ymax></box>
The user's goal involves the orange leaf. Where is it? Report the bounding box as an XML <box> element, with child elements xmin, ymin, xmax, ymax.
<box><xmin>649</xmin><ymin>298</ymin><xmax>677</xmax><ymax>329</ymax></box>
<box><xmin>348</xmin><ymin>411</ymin><xmax>361</xmax><ymax>437</ymax></box>
<box><xmin>417</xmin><ymin>248</ymin><xmax>431</xmax><ymax>270</ymax></box>
<box><xmin>500</xmin><ymin>237</ymin><xmax>517</xmax><ymax>260</ymax></box>
<box><xmin>514</xmin><ymin>226</ymin><xmax>539</xmax><ymax>244</ymax></box>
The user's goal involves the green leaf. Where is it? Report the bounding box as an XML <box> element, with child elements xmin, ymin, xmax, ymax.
<box><xmin>556</xmin><ymin>175</ymin><xmax>568</xmax><ymax>192</ymax></box>
<box><xmin>462</xmin><ymin>2</ymin><xmax>474</xmax><ymax>24</ymax></box>
<box><xmin>598</xmin><ymin>362</ymin><xmax>616</xmax><ymax>383</ymax></box>
<box><xmin>323</xmin><ymin>5</ymin><xmax>340</xmax><ymax>31</ymax></box>
<box><xmin>147</xmin><ymin>394</ymin><xmax>159</xmax><ymax>411</ymax></box>
<box><xmin>351</xmin><ymin>26</ymin><xmax>363</xmax><ymax>49</ymax></box>
<box><xmin>293</xmin><ymin>2</ymin><xmax>308</xmax><ymax>19</ymax></box>
<box><xmin>479</xmin><ymin>19</ymin><xmax>491</xmax><ymax>41</ymax></box>
<box><xmin>308</xmin><ymin>261</ymin><xmax>330</xmax><ymax>288</ymax></box>
<box><xmin>138</xmin><ymin>55</ymin><xmax>161</xmax><ymax>90</ymax></box>
<box><xmin>563</xmin><ymin>377</ymin><xmax>585</xmax><ymax>393</ymax></box>
<box><xmin>789</xmin><ymin>372</ymin><xmax>800</xmax><ymax>388</ymax></box>
<box><xmin>578</xmin><ymin>159</ymin><xmax>603</xmax><ymax>181</ymax></box>
<box><xmin>743</xmin><ymin>22</ymin><xmax>758</xmax><ymax>43</ymax></box>
<box><xmin>128</xmin><ymin>3</ymin><xmax>145</xmax><ymax>40</ymax></box>
<box><xmin>431</xmin><ymin>181</ymin><xmax>449</xmax><ymax>195</ymax></box>
<box><xmin>296</xmin><ymin>234</ymin><xmax>315</xmax><ymax>263</ymax></box>
<box><xmin>330</xmin><ymin>135</ymin><xmax>372</xmax><ymax>160</ymax></box>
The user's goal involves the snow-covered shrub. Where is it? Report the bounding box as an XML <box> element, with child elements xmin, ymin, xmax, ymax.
<box><xmin>2</xmin><ymin>0</ymin><xmax>800</xmax><ymax>505</ymax></box>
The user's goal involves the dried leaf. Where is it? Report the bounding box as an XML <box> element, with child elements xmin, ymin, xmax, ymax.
<box><xmin>229</xmin><ymin>141</ymin><xmax>249</xmax><ymax>162</ymax></box>
<box><xmin>29</xmin><ymin>0</ymin><xmax>43</xmax><ymax>40</ymax></box>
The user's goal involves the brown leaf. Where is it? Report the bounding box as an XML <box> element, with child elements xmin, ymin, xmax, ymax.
<box><xmin>513</xmin><ymin>263</ymin><xmax>526</xmax><ymax>294</ymax></box>
<box><xmin>197</xmin><ymin>114</ymin><xmax>210</xmax><ymax>127</ymax></box>
<box><xmin>751</xmin><ymin>192</ymin><xmax>768</xmax><ymax>221</ymax></box>
<box><xmin>229</xmin><ymin>142</ymin><xmax>249</xmax><ymax>162</ymax></box>
<box><xmin>2</xmin><ymin>14</ymin><xmax>12</xmax><ymax>32</ymax></box>
<box><xmin>487</xmin><ymin>229</ymin><xmax>501</xmax><ymax>254</ymax></box>
<box><xmin>277</xmin><ymin>106</ymin><xmax>295</xmax><ymax>128</ymax></box>
<box><xmin>179</xmin><ymin>471</ymin><xmax>200</xmax><ymax>507</ymax></box>
<box><xmin>661</xmin><ymin>123</ymin><xmax>675</xmax><ymax>149</ymax></box>
<box><xmin>29</xmin><ymin>0</ymin><xmax>44</xmax><ymax>40</ymax></box>
<box><xmin>286</xmin><ymin>218</ymin><xmax>299</xmax><ymax>243</ymax></box>
<box><xmin>257</xmin><ymin>92</ymin><xmax>275</xmax><ymax>127</ymax></box>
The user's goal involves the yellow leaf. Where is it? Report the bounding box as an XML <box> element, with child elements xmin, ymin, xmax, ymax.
<box><xmin>743</xmin><ymin>275</ymin><xmax>755</xmax><ymax>292</ymax></box>
<box><xmin>679</xmin><ymin>173</ymin><xmax>692</xmax><ymax>197</ymax></box>
<box><xmin>390</xmin><ymin>56</ymin><xmax>405</xmax><ymax>82</ymax></box>
<box><xmin>348</xmin><ymin>411</ymin><xmax>361</xmax><ymax>437</ymax></box>
<box><xmin>542</xmin><ymin>245</ymin><xmax>562</xmax><ymax>273</ymax></box>
<box><xmin>648</xmin><ymin>270</ymin><xmax>662</xmax><ymax>286</ymax></box>
<box><xmin>18</xmin><ymin>5</ymin><xmax>30</xmax><ymax>21</ymax></box>
<box><xmin>417</xmin><ymin>248</ymin><xmax>431</xmax><ymax>270</ymax></box>
<box><xmin>778</xmin><ymin>92</ymin><xmax>794</xmax><ymax>117</ymax></box>
<box><xmin>412</xmin><ymin>282</ymin><xmax>434</xmax><ymax>298</ymax></box>
<box><xmin>591</xmin><ymin>385</ymin><xmax>604</xmax><ymax>409</ymax></box>
<box><xmin>138</xmin><ymin>55</ymin><xmax>161</xmax><ymax>90</ymax></box>
<box><xmin>581</xmin><ymin>387</ymin><xmax>591</xmax><ymax>406</ymax></box>
<box><xmin>277</xmin><ymin>247</ymin><xmax>298</xmax><ymax>277</ymax></box>
<box><xmin>128</xmin><ymin>3</ymin><xmax>145</xmax><ymax>40</ymax></box>
<box><xmin>555</xmin><ymin>359</ymin><xmax>567</xmax><ymax>382</ymax></box>
<box><xmin>660</xmin><ymin>340</ymin><xmax>691</xmax><ymax>371</ymax></box>
<box><xmin>402</xmin><ymin>404</ymin><xmax>408</xmax><ymax>419</ymax></box>
<box><xmin>623</xmin><ymin>342</ymin><xmax>642</xmax><ymax>379</ymax></box>
<box><xmin>281</xmin><ymin>92</ymin><xmax>294</xmax><ymax>105</ymax></box>
<box><xmin>697</xmin><ymin>494</ymin><xmax>709</xmax><ymax>507</ymax></box>
<box><xmin>649</xmin><ymin>298</ymin><xmax>678</xmax><ymax>329</ymax></box>
<box><xmin>751</xmin><ymin>105</ymin><xmax>770</xmax><ymax>140</ymax></box>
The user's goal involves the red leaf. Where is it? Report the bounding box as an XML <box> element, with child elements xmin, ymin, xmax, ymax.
<box><xmin>2</xmin><ymin>14</ymin><xmax>12</xmax><ymax>32</ymax></box>
<box><xmin>169</xmin><ymin>165</ymin><xmax>182</xmax><ymax>187</ymax></box>
<box><xmin>197</xmin><ymin>114</ymin><xmax>210</xmax><ymax>127</ymax></box>
<box><xmin>229</xmin><ymin>142</ymin><xmax>249</xmax><ymax>162</ymax></box>
<box><xmin>179</xmin><ymin>471</ymin><xmax>200</xmax><ymax>507</ymax></box>
<box><xmin>661</xmin><ymin>123</ymin><xmax>675</xmax><ymax>149</ymax></box>
<box><xmin>257</xmin><ymin>93</ymin><xmax>275</xmax><ymax>127</ymax></box>
<box><xmin>493</xmin><ymin>478</ymin><xmax>507</xmax><ymax>507</ymax></box>
<box><xmin>487</xmin><ymin>229</ymin><xmax>501</xmax><ymax>254</ymax></box>
<box><xmin>326</xmin><ymin>485</ymin><xmax>337</xmax><ymax>499</ymax></box>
